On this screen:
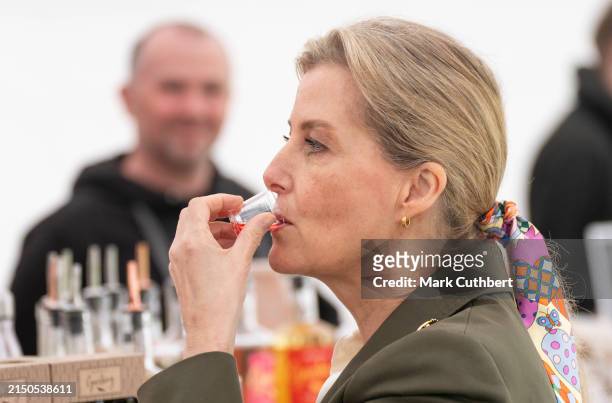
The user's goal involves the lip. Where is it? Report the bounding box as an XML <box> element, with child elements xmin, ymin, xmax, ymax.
<box><xmin>274</xmin><ymin>213</ymin><xmax>293</xmax><ymax>225</ymax></box>
<box><xmin>271</xmin><ymin>212</ymin><xmax>293</xmax><ymax>233</ymax></box>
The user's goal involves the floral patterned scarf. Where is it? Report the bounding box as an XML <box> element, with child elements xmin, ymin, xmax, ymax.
<box><xmin>477</xmin><ymin>201</ymin><xmax>582</xmax><ymax>403</ymax></box>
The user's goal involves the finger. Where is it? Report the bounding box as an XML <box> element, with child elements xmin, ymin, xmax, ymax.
<box><xmin>168</xmin><ymin>262</ymin><xmax>184</xmax><ymax>302</ymax></box>
<box><xmin>168</xmin><ymin>262</ymin><xmax>178</xmax><ymax>290</ymax></box>
<box><xmin>187</xmin><ymin>194</ymin><xmax>244</xmax><ymax>223</ymax></box>
<box><xmin>170</xmin><ymin>208</ymin><xmax>191</xmax><ymax>256</ymax></box>
<box><xmin>232</xmin><ymin>212</ymin><xmax>276</xmax><ymax>261</ymax></box>
<box><xmin>173</xmin><ymin>207</ymin><xmax>189</xmax><ymax>241</ymax></box>
<box><xmin>168</xmin><ymin>262</ymin><xmax>176</xmax><ymax>280</ymax></box>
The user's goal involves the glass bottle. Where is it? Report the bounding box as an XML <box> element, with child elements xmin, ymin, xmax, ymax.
<box><xmin>84</xmin><ymin>244</ymin><xmax>114</xmax><ymax>352</ymax></box>
<box><xmin>36</xmin><ymin>251</ymin><xmax>68</xmax><ymax>357</ymax></box>
<box><xmin>136</xmin><ymin>242</ymin><xmax>162</xmax><ymax>339</ymax></box>
<box><xmin>61</xmin><ymin>263</ymin><xmax>94</xmax><ymax>355</ymax></box>
<box><xmin>104</xmin><ymin>244</ymin><xmax>128</xmax><ymax>345</ymax></box>
<box><xmin>0</xmin><ymin>290</ymin><xmax>22</xmax><ymax>358</ymax></box>
<box><xmin>119</xmin><ymin>260</ymin><xmax>161</xmax><ymax>376</ymax></box>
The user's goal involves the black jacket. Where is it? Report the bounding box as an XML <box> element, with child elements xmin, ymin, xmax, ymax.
<box><xmin>530</xmin><ymin>68</ymin><xmax>612</xmax><ymax>311</ymax></box>
<box><xmin>10</xmin><ymin>154</ymin><xmax>262</xmax><ymax>354</ymax></box>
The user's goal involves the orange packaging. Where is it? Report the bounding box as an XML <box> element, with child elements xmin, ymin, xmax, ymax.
<box><xmin>244</xmin><ymin>349</ymin><xmax>277</xmax><ymax>403</ymax></box>
<box><xmin>286</xmin><ymin>346</ymin><xmax>333</xmax><ymax>403</ymax></box>
<box><xmin>275</xmin><ymin>345</ymin><xmax>333</xmax><ymax>403</ymax></box>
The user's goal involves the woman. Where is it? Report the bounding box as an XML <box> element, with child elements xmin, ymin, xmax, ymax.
<box><xmin>138</xmin><ymin>18</ymin><xmax>581</xmax><ymax>402</ymax></box>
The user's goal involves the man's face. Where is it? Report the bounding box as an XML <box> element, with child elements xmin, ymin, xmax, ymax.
<box><xmin>123</xmin><ymin>30</ymin><xmax>229</xmax><ymax>170</ymax></box>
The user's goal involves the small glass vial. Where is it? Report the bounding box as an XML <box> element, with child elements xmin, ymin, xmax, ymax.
<box><xmin>229</xmin><ymin>191</ymin><xmax>281</xmax><ymax>235</ymax></box>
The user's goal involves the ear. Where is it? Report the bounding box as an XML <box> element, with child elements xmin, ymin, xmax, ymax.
<box><xmin>120</xmin><ymin>83</ymin><xmax>135</xmax><ymax>116</ymax></box>
<box><xmin>396</xmin><ymin>162</ymin><xmax>447</xmax><ymax>220</ymax></box>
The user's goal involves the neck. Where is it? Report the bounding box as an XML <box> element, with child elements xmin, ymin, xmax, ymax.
<box><xmin>319</xmin><ymin>270</ymin><xmax>403</xmax><ymax>342</ymax></box>
<box><xmin>121</xmin><ymin>148</ymin><xmax>214</xmax><ymax>200</ymax></box>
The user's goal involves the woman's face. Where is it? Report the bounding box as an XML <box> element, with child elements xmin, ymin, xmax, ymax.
<box><xmin>263</xmin><ymin>64</ymin><xmax>406</xmax><ymax>280</ymax></box>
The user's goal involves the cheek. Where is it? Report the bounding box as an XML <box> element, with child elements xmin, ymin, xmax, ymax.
<box><xmin>297</xmin><ymin>168</ymin><xmax>394</xmax><ymax>250</ymax></box>
<box><xmin>298</xmin><ymin>172</ymin><xmax>348</xmax><ymax>230</ymax></box>
<box><xmin>153</xmin><ymin>97</ymin><xmax>181</xmax><ymax>120</ymax></box>
<box><xmin>139</xmin><ymin>89</ymin><xmax>180</xmax><ymax>118</ymax></box>
<box><xmin>208</xmin><ymin>97</ymin><xmax>228</xmax><ymax>118</ymax></box>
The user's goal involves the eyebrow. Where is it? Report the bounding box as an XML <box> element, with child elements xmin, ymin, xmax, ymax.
<box><xmin>287</xmin><ymin>119</ymin><xmax>335</xmax><ymax>132</ymax></box>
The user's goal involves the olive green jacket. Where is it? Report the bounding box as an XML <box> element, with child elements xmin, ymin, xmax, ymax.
<box><xmin>138</xmin><ymin>250</ymin><xmax>556</xmax><ymax>402</ymax></box>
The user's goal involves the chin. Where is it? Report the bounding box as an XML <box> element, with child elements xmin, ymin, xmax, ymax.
<box><xmin>268</xmin><ymin>244</ymin><xmax>305</xmax><ymax>275</ymax></box>
<box><xmin>166</xmin><ymin>136</ymin><xmax>212</xmax><ymax>160</ymax></box>
<box><xmin>163</xmin><ymin>146</ymin><xmax>205</xmax><ymax>170</ymax></box>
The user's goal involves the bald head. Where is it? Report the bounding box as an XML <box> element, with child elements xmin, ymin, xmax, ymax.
<box><xmin>130</xmin><ymin>23</ymin><xmax>227</xmax><ymax>75</ymax></box>
<box><xmin>122</xmin><ymin>22</ymin><xmax>230</xmax><ymax>172</ymax></box>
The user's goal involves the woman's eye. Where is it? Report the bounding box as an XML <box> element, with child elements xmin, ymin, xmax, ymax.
<box><xmin>282</xmin><ymin>134</ymin><xmax>326</xmax><ymax>153</ymax></box>
<box><xmin>305</xmin><ymin>138</ymin><xmax>326</xmax><ymax>153</ymax></box>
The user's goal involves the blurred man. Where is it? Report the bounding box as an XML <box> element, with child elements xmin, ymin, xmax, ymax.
<box><xmin>10</xmin><ymin>23</ymin><xmax>267</xmax><ymax>354</ymax></box>
<box><xmin>530</xmin><ymin>6</ymin><xmax>612</xmax><ymax>312</ymax></box>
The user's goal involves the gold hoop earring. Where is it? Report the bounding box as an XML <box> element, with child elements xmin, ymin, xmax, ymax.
<box><xmin>401</xmin><ymin>216</ymin><xmax>410</xmax><ymax>228</ymax></box>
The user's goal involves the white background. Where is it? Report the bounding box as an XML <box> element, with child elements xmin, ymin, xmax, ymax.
<box><xmin>0</xmin><ymin>0</ymin><xmax>608</xmax><ymax>288</ymax></box>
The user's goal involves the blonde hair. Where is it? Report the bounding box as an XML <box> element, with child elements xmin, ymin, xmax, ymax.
<box><xmin>297</xmin><ymin>17</ymin><xmax>506</xmax><ymax>238</ymax></box>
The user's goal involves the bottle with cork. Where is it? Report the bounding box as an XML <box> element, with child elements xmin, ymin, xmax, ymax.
<box><xmin>35</xmin><ymin>251</ymin><xmax>64</xmax><ymax>356</ymax></box>
<box><xmin>135</xmin><ymin>242</ymin><xmax>162</xmax><ymax>339</ymax></box>
<box><xmin>118</xmin><ymin>260</ymin><xmax>161</xmax><ymax>376</ymax></box>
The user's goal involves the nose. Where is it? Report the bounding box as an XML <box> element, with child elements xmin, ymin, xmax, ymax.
<box><xmin>263</xmin><ymin>146</ymin><xmax>293</xmax><ymax>195</ymax></box>
<box><xmin>181</xmin><ymin>90</ymin><xmax>210</xmax><ymax>118</ymax></box>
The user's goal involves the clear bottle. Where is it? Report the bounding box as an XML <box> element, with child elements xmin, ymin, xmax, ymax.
<box><xmin>84</xmin><ymin>244</ymin><xmax>114</xmax><ymax>352</ymax></box>
<box><xmin>36</xmin><ymin>251</ymin><xmax>66</xmax><ymax>357</ymax></box>
<box><xmin>104</xmin><ymin>244</ymin><xmax>128</xmax><ymax>345</ymax></box>
<box><xmin>0</xmin><ymin>290</ymin><xmax>22</xmax><ymax>358</ymax></box>
<box><xmin>119</xmin><ymin>309</ymin><xmax>160</xmax><ymax>377</ymax></box>
<box><xmin>236</xmin><ymin>276</ymin><xmax>274</xmax><ymax>347</ymax></box>
<box><xmin>119</xmin><ymin>260</ymin><xmax>161</xmax><ymax>376</ymax></box>
<box><xmin>61</xmin><ymin>263</ymin><xmax>94</xmax><ymax>355</ymax></box>
<box><xmin>136</xmin><ymin>242</ymin><xmax>162</xmax><ymax>339</ymax></box>
<box><xmin>60</xmin><ymin>307</ymin><xmax>94</xmax><ymax>355</ymax></box>
<box><xmin>153</xmin><ymin>277</ymin><xmax>184</xmax><ymax>369</ymax></box>
<box><xmin>162</xmin><ymin>277</ymin><xmax>183</xmax><ymax>342</ymax></box>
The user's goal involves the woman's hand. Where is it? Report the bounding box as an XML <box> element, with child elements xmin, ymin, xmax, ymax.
<box><xmin>168</xmin><ymin>193</ymin><xmax>276</xmax><ymax>358</ymax></box>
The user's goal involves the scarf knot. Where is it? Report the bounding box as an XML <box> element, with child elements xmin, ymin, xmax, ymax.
<box><xmin>477</xmin><ymin>201</ymin><xmax>538</xmax><ymax>244</ymax></box>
